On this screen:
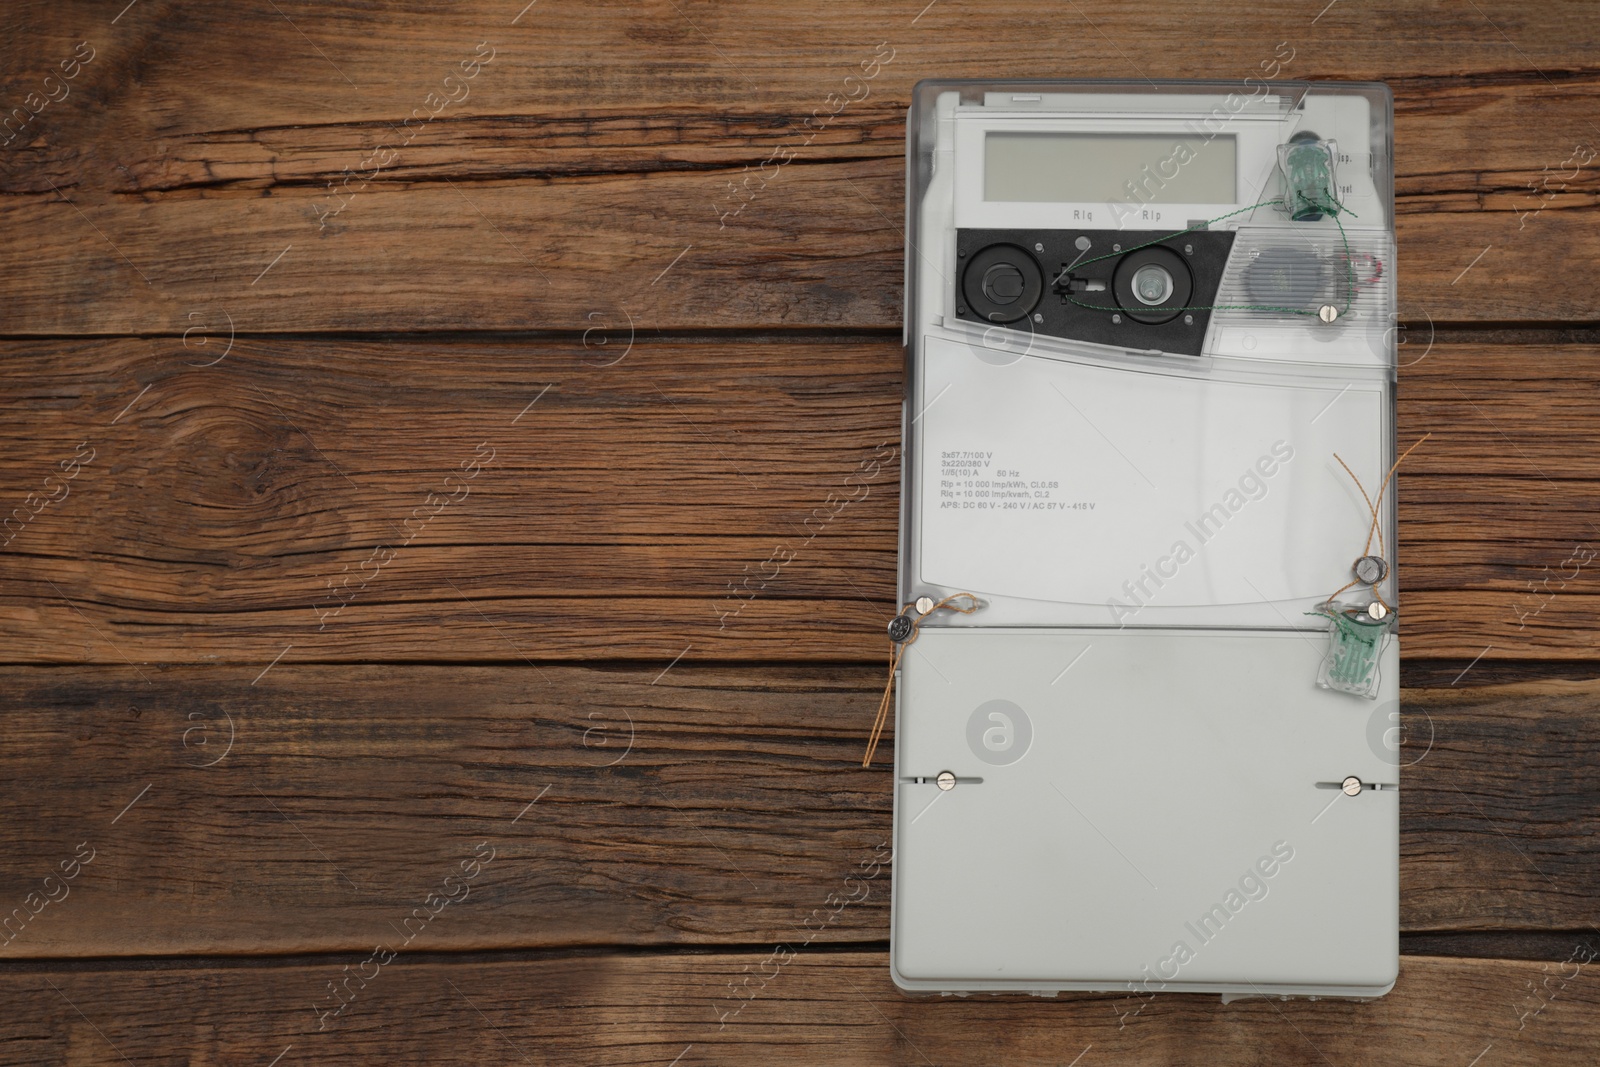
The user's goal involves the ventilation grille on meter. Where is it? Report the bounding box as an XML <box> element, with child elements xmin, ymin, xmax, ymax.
<box><xmin>1212</xmin><ymin>226</ymin><xmax>1393</xmax><ymax>327</ymax></box>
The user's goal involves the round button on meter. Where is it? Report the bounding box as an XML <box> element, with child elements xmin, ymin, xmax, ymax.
<box><xmin>983</xmin><ymin>263</ymin><xmax>1026</xmax><ymax>304</ymax></box>
<box><xmin>961</xmin><ymin>244</ymin><xmax>1044</xmax><ymax>324</ymax></box>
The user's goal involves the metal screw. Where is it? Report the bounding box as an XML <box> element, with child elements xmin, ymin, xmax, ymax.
<box><xmin>1074</xmin><ymin>236</ymin><xmax>1091</xmax><ymax>250</ymax></box>
<box><xmin>957</xmin><ymin>306</ymin><xmax>966</xmax><ymax>315</ymax></box>
<box><xmin>936</xmin><ymin>771</ymin><xmax>956</xmax><ymax>791</ymax></box>
<box><xmin>1112</xmin><ymin>243</ymin><xmax>1122</xmax><ymax>252</ymax></box>
<box><xmin>958</xmin><ymin>249</ymin><xmax>966</xmax><ymax>257</ymax></box>
<box><xmin>915</xmin><ymin>596</ymin><xmax>934</xmax><ymax>615</ymax></box>
<box><xmin>887</xmin><ymin>614</ymin><xmax>914</xmax><ymax>643</ymax></box>
<box><xmin>1033</xmin><ymin>312</ymin><xmax>1043</xmax><ymax>323</ymax></box>
<box><xmin>1184</xmin><ymin>243</ymin><xmax>1193</xmax><ymax>255</ymax></box>
<box><xmin>1111</xmin><ymin>313</ymin><xmax>1122</xmax><ymax>324</ymax></box>
<box><xmin>1183</xmin><ymin>314</ymin><xmax>1194</xmax><ymax>325</ymax></box>
<box><xmin>1319</xmin><ymin>304</ymin><xmax>1340</xmax><ymax>323</ymax></box>
<box><xmin>1034</xmin><ymin>242</ymin><xmax>1044</xmax><ymax>252</ymax></box>
<box><xmin>1354</xmin><ymin>555</ymin><xmax>1387</xmax><ymax>584</ymax></box>
<box><xmin>1367</xmin><ymin>601</ymin><xmax>1388</xmax><ymax>621</ymax></box>
<box><xmin>1342</xmin><ymin>776</ymin><xmax>1363</xmax><ymax>796</ymax></box>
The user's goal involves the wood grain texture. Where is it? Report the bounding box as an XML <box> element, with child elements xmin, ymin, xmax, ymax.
<box><xmin>3</xmin><ymin>337</ymin><xmax>1600</xmax><ymax>663</ymax></box>
<box><xmin>0</xmin><ymin>665</ymin><xmax>1592</xmax><ymax>959</ymax></box>
<box><xmin>0</xmin><ymin>664</ymin><xmax>896</xmax><ymax>960</ymax></box>
<box><xmin>0</xmin><ymin>335</ymin><xmax>902</xmax><ymax>664</ymax></box>
<box><xmin>0</xmin><ymin>951</ymin><xmax>1595</xmax><ymax>1066</ymax></box>
<box><xmin>0</xmin><ymin>3</ymin><xmax>1596</xmax><ymax>331</ymax></box>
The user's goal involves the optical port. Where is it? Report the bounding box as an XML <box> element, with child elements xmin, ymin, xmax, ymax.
<box><xmin>1111</xmin><ymin>245</ymin><xmax>1192</xmax><ymax>325</ymax></box>
<box><xmin>960</xmin><ymin>244</ymin><xmax>1044</xmax><ymax>324</ymax></box>
<box><xmin>1131</xmin><ymin>264</ymin><xmax>1174</xmax><ymax>306</ymax></box>
<box><xmin>983</xmin><ymin>264</ymin><xmax>1026</xmax><ymax>305</ymax></box>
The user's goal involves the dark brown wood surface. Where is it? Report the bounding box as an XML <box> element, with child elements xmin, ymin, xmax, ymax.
<box><xmin>3</xmin><ymin>0</ymin><xmax>1598</xmax><ymax>1063</ymax></box>
<box><xmin>2</xmin><ymin>953</ymin><xmax>1596</xmax><ymax>1066</ymax></box>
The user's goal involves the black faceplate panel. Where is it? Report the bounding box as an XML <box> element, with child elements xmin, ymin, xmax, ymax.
<box><xmin>953</xmin><ymin>228</ymin><xmax>1238</xmax><ymax>357</ymax></box>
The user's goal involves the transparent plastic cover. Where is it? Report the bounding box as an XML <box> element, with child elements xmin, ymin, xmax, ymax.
<box><xmin>900</xmin><ymin>79</ymin><xmax>1397</xmax><ymax>631</ymax></box>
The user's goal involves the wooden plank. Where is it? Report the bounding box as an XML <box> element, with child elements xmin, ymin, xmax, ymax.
<box><xmin>1403</xmin><ymin>931</ymin><xmax>1600</xmax><ymax>962</ymax></box>
<box><xmin>0</xmin><ymin>666</ymin><xmax>1592</xmax><ymax>958</ymax></box>
<box><xmin>1402</xmin><ymin>680</ymin><xmax>1600</xmax><ymax>931</ymax></box>
<box><xmin>3</xmin><ymin>337</ymin><xmax>1600</xmax><ymax>663</ymax></box>
<box><xmin>1399</xmin><ymin>342</ymin><xmax>1600</xmax><ymax>660</ymax></box>
<box><xmin>1</xmin><ymin>951</ymin><xmax>1595</xmax><ymax>1065</ymax></box>
<box><xmin>0</xmin><ymin>4</ymin><xmax>1597</xmax><ymax>330</ymax></box>
<box><xmin>0</xmin><ymin>664</ymin><xmax>895</xmax><ymax>959</ymax></box>
<box><xmin>0</xmin><ymin>335</ymin><xmax>901</xmax><ymax>664</ymax></box>
<box><xmin>12</xmin><ymin>0</ymin><xmax>1600</xmax><ymax>125</ymax></box>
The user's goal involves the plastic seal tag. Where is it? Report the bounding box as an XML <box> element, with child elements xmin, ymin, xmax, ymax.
<box><xmin>1313</xmin><ymin>610</ymin><xmax>1388</xmax><ymax>699</ymax></box>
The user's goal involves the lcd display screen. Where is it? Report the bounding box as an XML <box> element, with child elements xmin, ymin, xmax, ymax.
<box><xmin>985</xmin><ymin>133</ymin><xmax>1236</xmax><ymax>204</ymax></box>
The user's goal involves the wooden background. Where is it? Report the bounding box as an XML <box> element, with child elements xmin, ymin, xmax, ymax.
<box><xmin>2</xmin><ymin>1</ymin><xmax>1598</xmax><ymax>1063</ymax></box>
